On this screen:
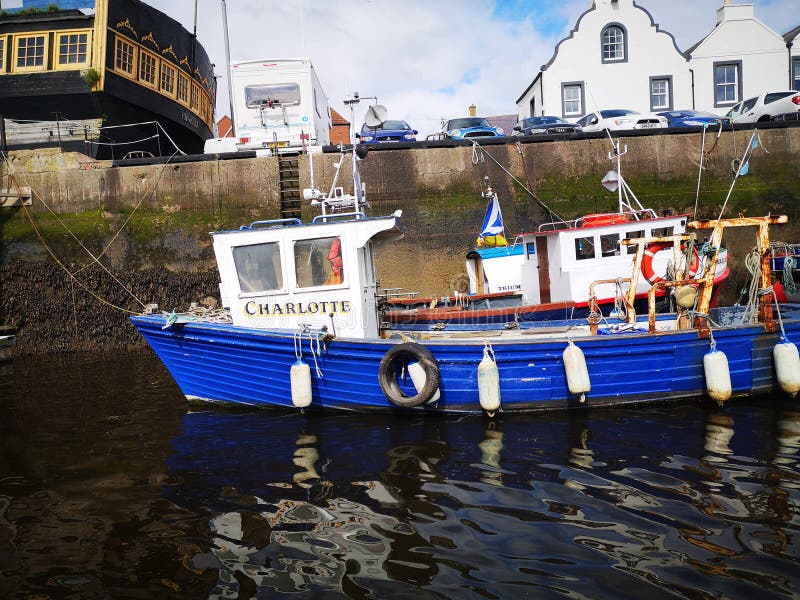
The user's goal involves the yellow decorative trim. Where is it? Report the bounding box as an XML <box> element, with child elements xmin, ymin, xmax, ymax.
<box><xmin>115</xmin><ymin>18</ymin><xmax>137</xmax><ymax>38</ymax></box>
<box><xmin>140</xmin><ymin>32</ymin><xmax>159</xmax><ymax>51</ymax></box>
<box><xmin>179</xmin><ymin>56</ymin><xmax>190</xmax><ymax>71</ymax></box>
<box><xmin>162</xmin><ymin>44</ymin><xmax>177</xmax><ymax>62</ymax></box>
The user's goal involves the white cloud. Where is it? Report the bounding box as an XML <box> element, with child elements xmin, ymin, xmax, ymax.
<box><xmin>144</xmin><ymin>0</ymin><xmax>796</xmax><ymax>137</ymax></box>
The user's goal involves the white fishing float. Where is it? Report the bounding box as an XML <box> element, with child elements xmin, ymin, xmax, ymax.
<box><xmin>703</xmin><ymin>339</ymin><xmax>731</xmax><ymax>404</ymax></box>
<box><xmin>478</xmin><ymin>343</ymin><xmax>501</xmax><ymax>415</ymax></box>
<box><xmin>774</xmin><ymin>337</ymin><xmax>800</xmax><ymax>397</ymax></box>
<box><xmin>563</xmin><ymin>340</ymin><xmax>590</xmax><ymax>403</ymax></box>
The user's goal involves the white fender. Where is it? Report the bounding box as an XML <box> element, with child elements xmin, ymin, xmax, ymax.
<box><xmin>774</xmin><ymin>339</ymin><xmax>800</xmax><ymax>397</ymax></box>
<box><xmin>408</xmin><ymin>361</ymin><xmax>441</xmax><ymax>403</ymax></box>
<box><xmin>477</xmin><ymin>348</ymin><xmax>501</xmax><ymax>415</ymax></box>
<box><xmin>290</xmin><ymin>358</ymin><xmax>313</xmax><ymax>408</ymax></box>
<box><xmin>563</xmin><ymin>341</ymin><xmax>590</xmax><ymax>402</ymax></box>
<box><xmin>703</xmin><ymin>347</ymin><xmax>731</xmax><ymax>404</ymax></box>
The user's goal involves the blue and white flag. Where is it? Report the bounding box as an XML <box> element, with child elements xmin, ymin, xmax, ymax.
<box><xmin>480</xmin><ymin>193</ymin><xmax>504</xmax><ymax>238</ymax></box>
<box><xmin>739</xmin><ymin>161</ymin><xmax>750</xmax><ymax>176</ymax></box>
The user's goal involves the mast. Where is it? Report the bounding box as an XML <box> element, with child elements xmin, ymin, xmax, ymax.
<box><xmin>221</xmin><ymin>0</ymin><xmax>236</xmax><ymax>135</ymax></box>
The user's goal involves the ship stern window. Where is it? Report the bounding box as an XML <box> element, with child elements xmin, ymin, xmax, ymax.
<box><xmin>0</xmin><ymin>39</ymin><xmax>4</xmax><ymax>74</ymax></box>
<box><xmin>139</xmin><ymin>50</ymin><xmax>158</xmax><ymax>87</ymax></box>
<box><xmin>114</xmin><ymin>36</ymin><xmax>136</xmax><ymax>76</ymax></box>
<box><xmin>245</xmin><ymin>83</ymin><xmax>301</xmax><ymax>109</ymax></box>
<box><xmin>14</xmin><ymin>34</ymin><xmax>46</xmax><ymax>71</ymax></box>
<box><xmin>233</xmin><ymin>243</ymin><xmax>284</xmax><ymax>293</ymax></box>
<box><xmin>177</xmin><ymin>73</ymin><xmax>189</xmax><ymax>104</ymax></box>
<box><xmin>160</xmin><ymin>63</ymin><xmax>176</xmax><ymax>96</ymax></box>
<box><xmin>57</xmin><ymin>32</ymin><xmax>89</xmax><ymax>67</ymax></box>
<box><xmin>294</xmin><ymin>237</ymin><xmax>344</xmax><ymax>288</ymax></box>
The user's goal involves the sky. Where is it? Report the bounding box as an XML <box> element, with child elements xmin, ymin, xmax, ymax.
<box><xmin>143</xmin><ymin>0</ymin><xmax>798</xmax><ymax>137</ymax></box>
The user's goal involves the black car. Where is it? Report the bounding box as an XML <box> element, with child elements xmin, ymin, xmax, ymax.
<box><xmin>512</xmin><ymin>116</ymin><xmax>581</xmax><ymax>136</ymax></box>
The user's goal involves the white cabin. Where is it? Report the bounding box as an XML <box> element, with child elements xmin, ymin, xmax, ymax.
<box><xmin>213</xmin><ymin>213</ymin><xmax>403</xmax><ymax>339</ymax></box>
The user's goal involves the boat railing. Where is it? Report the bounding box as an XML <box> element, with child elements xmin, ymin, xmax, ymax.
<box><xmin>537</xmin><ymin>209</ymin><xmax>659</xmax><ymax>232</ymax></box>
<box><xmin>312</xmin><ymin>211</ymin><xmax>366</xmax><ymax>224</ymax></box>
<box><xmin>240</xmin><ymin>218</ymin><xmax>303</xmax><ymax>230</ymax></box>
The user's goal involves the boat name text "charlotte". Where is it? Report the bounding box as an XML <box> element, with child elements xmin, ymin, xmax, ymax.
<box><xmin>244</xmin><ymin>300</ymin><xmax>352</xmax><ymax>317</ymax></box>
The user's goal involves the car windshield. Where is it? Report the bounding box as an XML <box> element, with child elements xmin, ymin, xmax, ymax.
<box><xmin>598</xmin><ymin>109</ymin><xmax>639</xmax><ymax>118</ymax></box>
<box><xmin>523</xmin><ymin>117</ymin><xmax>567</xmax><ymax>127</ymax></box>
<box><xmin>362</xmin><ymin>120</ymin><xmax>411</xmax><ymax>131</ymax></box>
<box><xmin>448</xmin><ymin>118</ymin><xmax>490</xmax><ymax>129</ymax></box>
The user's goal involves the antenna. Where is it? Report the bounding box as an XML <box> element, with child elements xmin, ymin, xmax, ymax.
<box><xmin>364</xmin><ymin>104</ymin><xmax>387</xmax><ymax>128</ymax></box>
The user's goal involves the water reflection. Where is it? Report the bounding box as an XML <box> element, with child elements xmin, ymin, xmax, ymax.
<box><xmin>2</xmin><ymin>353</ymin><xmax>800</xmax><ymax>598</ymax></box>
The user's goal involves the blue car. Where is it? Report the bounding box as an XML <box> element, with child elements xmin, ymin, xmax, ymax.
<box><xmin>357</xmin><ymin>120</ymin><xmax>417</xmax><ymax>144</ymax></box>
<box><xmin>657</xmin><ymin>110</ymin><xmax>729</xmax><ymax>128</ymax></box>
<box><xmin>438</xmin><ymin>117</ymin><xmax>504</xmax><ymax>140</ymax></box>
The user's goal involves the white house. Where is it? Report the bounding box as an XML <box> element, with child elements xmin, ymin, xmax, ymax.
<box><xmin>687</xmin><ymin>3</ymin><xmax>792</xmax><ymax>113</ymax></box>
<box><xmin>786</xmin><ymin>25</ymin><xmax>800</xmax><ymax>90</ymax></box>
<box><xmin>516</xmin><ymin>0</ymin><xmax>799</xmax><ymax>120</ymax></box>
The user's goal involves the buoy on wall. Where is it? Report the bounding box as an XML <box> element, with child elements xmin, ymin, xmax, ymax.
<box><xmin>290</xmin><ymin>358</ymin><xmax>313</xmax><ymax>408</ymax></box>
<box><xmin>408</xmin><ymin>360</ymin><xmax>441</xmax><ymax>403</ymax></box>
<box><xmin>478</xmin><ymin>344</ymin><xmax>501</xmax><ymax>415</ymax></box>
<box><xmin>563</xmin><ymin>340</ymin><xmax>591</xmax><ymax>403</ymax></box>
<box><xmin>703</xmin><ymin>341</ymin><xmax>731</xmax><ymax>404</ymax></box>
<box><xmin>774</xmin><ymin>338</ymin><xmax>800</xmax><ymax>397</ymax></box>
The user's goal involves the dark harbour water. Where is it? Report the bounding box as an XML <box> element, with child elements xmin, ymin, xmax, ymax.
<box><xmin>2</xmin><ymin>353</ymin><xmax>800</xmax><ymax>599</ymax></box>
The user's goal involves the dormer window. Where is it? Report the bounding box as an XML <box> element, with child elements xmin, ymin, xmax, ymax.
<box><xmin>601</xmin><ymin>24</ymin><xmax>626</xmax><ymax>63</ymax></box>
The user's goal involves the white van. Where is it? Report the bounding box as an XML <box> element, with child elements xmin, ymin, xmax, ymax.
<box><xmin>205</xmin><ymin>58</ymin><xmax>331</xmax><ymax>154</ymax></box>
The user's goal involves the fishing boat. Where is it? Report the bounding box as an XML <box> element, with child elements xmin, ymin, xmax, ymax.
<box><xmin>385</xmin><ymin>143</ymin><xmax>729</xmax><ymax>329</ymax></box>
<box><xmin>130</xmin><ymin>141</ymin><xmax>800</xmax><ymax>414</ymax></box>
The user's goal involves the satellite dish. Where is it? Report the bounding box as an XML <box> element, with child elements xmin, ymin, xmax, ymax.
<box><xmin>364</xmin><ymin>104</ymin><xmax>387</xmax><ymax>127</ymax></box>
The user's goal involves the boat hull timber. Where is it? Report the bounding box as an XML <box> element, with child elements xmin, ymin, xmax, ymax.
<box><xmin>131</xmin><ymin>304</ymin><xmax>800</xmax><ymax>413</ymax></box>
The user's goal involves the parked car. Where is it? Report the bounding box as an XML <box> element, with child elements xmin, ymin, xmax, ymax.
<box><xmin>356</xmin><ymin>120</ymin><xmax>417</xmax><ymax>144</ymax></box>
<box><xmin>437</xmin><ymin>117</ymin><xmax>504</xmax><ymax>140</ymax></box>
<box><xmin>657</xmin><ymin>110</ymin><xmax>729</xmax><ymax>128</ymax></box>
<box><xmin>724</xmin><ymin>90</ymin><xmax>800</xmax><ymax>124</ymax></box>
<box><xmin>512</xmin><ymin>116</ymin><xmax>582</xmax><ymax>136</ymax></box>
<box><xmin>575</xmin><ymin>109</ymin><xmax>668</xmax><ymax>132</ymax></box>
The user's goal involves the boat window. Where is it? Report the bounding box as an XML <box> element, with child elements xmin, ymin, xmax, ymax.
<box><xmin>575</xmin><ymin>237</ymin><xmax>596</xmax><ymax>260</ymax></box>
<box><xmin>294</xmin><ymin>237</ymin><xmax>343</xmax><ymax>287</ymax></box>
<box><xmin>625</xmin><ymin>230</ymin><xmax>645</xmax><ymax>255</ymax></box>
<box><xmin>600</xmin><ymin>233</ymin><xmax>620</xmax><ymax>257</ymax></box>
<box><xmin>233</xmin><ymin>243</ymin><xmax>283</xmax><ymax>293</ymax></box>
<box><xmin>526</xmin><ymin>242</ymin><xmax>536</xmax><ymax>258</ymax></box>
<box><xmin>245</xmin><ymin>83</ymin><xmax>301</xmax><ymax>108</ymax></box>
<box><xmin>652</xmin><ymin>226</ymin><xmax>673</xmax><ymax>238</ymax></box>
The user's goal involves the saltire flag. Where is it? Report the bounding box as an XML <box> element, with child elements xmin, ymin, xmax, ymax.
<box><xmin>478</xmin><ymin>193</ymin><xmax>507</xmax><ymax>247</ymax></box>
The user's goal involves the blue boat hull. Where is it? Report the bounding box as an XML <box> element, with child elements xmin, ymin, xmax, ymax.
<box><xmin>131</xmin><ymin>309</ymin><xmax>800</xmax><ymax>413</ymax></box>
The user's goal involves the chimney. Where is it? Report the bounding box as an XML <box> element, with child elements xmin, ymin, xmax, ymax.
<box><xmin>716</xmin><ymin>2</ymin><xmax>754</xmax><ymax>25</ymax></box>
<box><xmin>469</xmin><ymin>104</ymin><xmax>477</xmax><ymax>117</ymax></box>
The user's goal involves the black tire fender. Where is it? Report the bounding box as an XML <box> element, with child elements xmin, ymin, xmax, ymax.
<box><xmin>378</xmin><ymin>342</ymin><xmax>440</xmax><ymax>408</ymax></box>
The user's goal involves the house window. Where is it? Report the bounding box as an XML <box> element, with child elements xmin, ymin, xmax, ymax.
<box><xmin>114</xmin><ymin>36</ymin><xmax>136</xmax><ymax>76</ymax></box>
<box><xmin>650</xmin><ymin>76</ymin><xmax>672</xmax><ymax>111</ymax></box>
<box><xmin>294</xmin><ymin>237</ymin><xmax>344</xmax><ymax>287</ymax></box>
<box><xmin>529</xmin><ymin>97</ymin><xmax>536</xmax><ymax>117</ymax></box>
<box><xmin>714</xmin><ymin>61</ymin><xmax>741</xmax><ymax>107</ymax></box>
<box><xmin>562</xmin><ymin>82</ymin><xmax>584</xmax><ymax>117</ymax></box>
<box><xmin>177</xmin><ymin>73</ymin><xmax>189</xmax><ymax>104</ymax></box>
<box><xmin>233</xmin><ymin>243</ymin><xmax>283</xmax><ymax>293</ymax></box>
<box><xmin>139</xmin><ymin>50</ymin><xmax>157</xmax><ymax>87</ymax></box>
<box><xmin>14</xmin><ymin>34</ymin><xmax>46</xmax><ymax>71</ymax></box>
<box><xmin>160</xmin><ymin>62</ymin><xmax>175</xmax><ymax>95</ymax></box>
<box><xmin>601</xmin><ymin>24</ymin><xmax>626</xmax><ymax>63</ymax></box>
<box><xmin>794</xmin><ymin>58</ymin><xmax>800</xmax><ymax>92</ymax></box>
<box><xmin>57</xmin><ymin>32</ymin><xmax>88</xmax><ymax>66</ymax></box>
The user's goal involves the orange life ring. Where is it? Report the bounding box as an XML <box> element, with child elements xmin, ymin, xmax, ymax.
<box><xmin>640</xmin><ymin>242</ymin><xmax>700</xmax><ymax>285</ymax></box>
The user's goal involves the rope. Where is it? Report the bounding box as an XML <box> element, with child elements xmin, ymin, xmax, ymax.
<box><xmin>741</xmin><ymin>251</ymin><xmax>762</xmax><ymax>324</ymax></box>
<box><xmin>470</xmin><ymin>140</ymin><xmax>566</xmax><ymax>224</ymax></box>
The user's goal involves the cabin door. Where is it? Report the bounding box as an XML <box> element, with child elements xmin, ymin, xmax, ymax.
<box><xmin>535</xmin><ymin>236</ymin><xmax>551</xmax><ymax>303</ymax></box>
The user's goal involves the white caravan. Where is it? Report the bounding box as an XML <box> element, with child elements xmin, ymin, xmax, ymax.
<box><xmin>205</xmin><ymin>58</ymin><xmax>331</xmax><ymax>154</ymax></box>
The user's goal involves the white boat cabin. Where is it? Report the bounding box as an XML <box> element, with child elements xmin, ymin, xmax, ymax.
<box><xmin>520</xmin><ymin>210</ymin><xmax>690</xmax><ymax>304</ymax></box>
<box><xmin>213</xmin><ymin>213</ymin><xmax>403</xmax><ymax>338</ymax></box>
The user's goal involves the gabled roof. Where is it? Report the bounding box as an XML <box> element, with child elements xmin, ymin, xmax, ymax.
<box><xmin>785</xmin><ymin>25</ymin><xmax>800</xmax><ymax>43</ymax></box>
